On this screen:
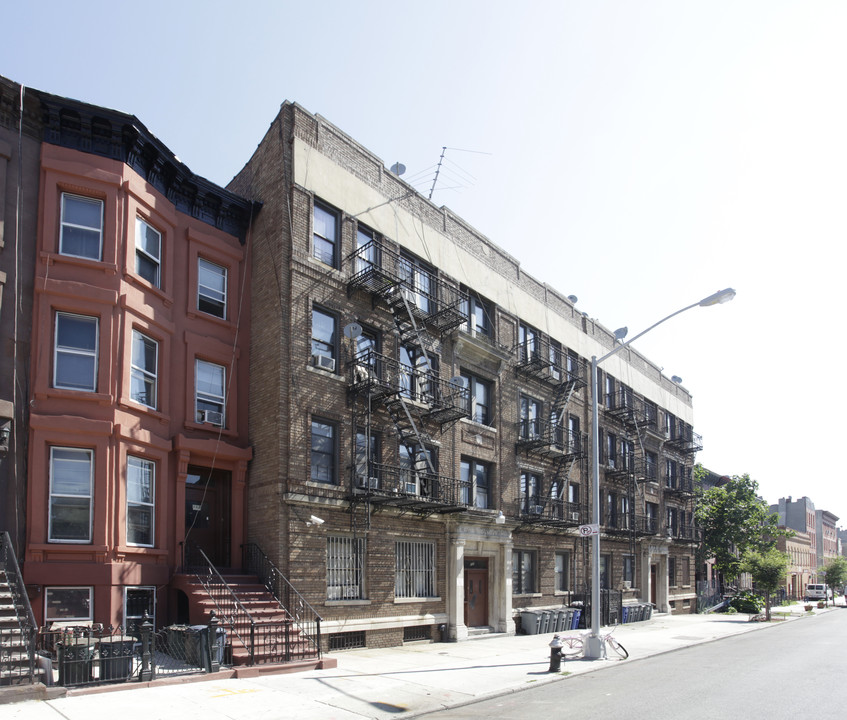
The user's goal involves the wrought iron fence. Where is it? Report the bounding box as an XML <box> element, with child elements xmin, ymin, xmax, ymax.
<box><xmin>35</xmin><ymin>613</ymin><xmax>226</xmax><ymax>688</ymax></box>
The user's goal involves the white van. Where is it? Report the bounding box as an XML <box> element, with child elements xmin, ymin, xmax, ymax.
<box><xmin>805</xmin><ymin>584</ymin><xmax>833</xmax><ymax>601</ymax></box>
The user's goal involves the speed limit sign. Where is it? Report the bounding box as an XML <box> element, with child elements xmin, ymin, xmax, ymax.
<box><xmin>579</xmin><ymin>524</ymin><xmax>599</xmax><ymax>536</ymax></box>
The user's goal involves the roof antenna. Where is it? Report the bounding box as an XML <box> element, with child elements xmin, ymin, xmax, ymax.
<box><xmin>428</xmin><ymin>146</ymin><xmax>447</xmax><ymax>200</ymax></box>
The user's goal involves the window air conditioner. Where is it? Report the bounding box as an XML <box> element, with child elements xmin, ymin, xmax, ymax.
<box><xmin>569</xmin><ymin>512</ymin><xmax>580</xmax><ymax>521</ymax></box>
<box><xmin>197</xmin><ymin>410</ymin><xmax>224</xmax><ymax>427</ymax></box>
<box><xmin>530</xmin><ymin>505</ymin><xmax>544</xmax><ymax>515</ymax></box>
<box><xmin>312</xmin><ymin>354</ymin><xmax>336</xmax><ymax>372</ymax></box>
<box><xmin>357</xmin><ymin>475</ymin><xmax>379</xmax><ymax>489</ymax></box>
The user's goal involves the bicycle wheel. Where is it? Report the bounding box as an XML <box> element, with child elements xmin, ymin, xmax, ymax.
<box><xmin>562</xmin><ymin>637</ymin><xmax>583</xmax><ymax>655</ymax></box>
<box><xmin>606</xmin><ymin>637</ymin><xmax>628</xmax><ymax>659</ymax></box>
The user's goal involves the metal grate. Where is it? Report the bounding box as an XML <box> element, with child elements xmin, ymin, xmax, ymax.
<box><xmin>328</xmin><ymin>631</ymin><xmax>366</xmax><ymax>651</ymax></box>
<box><xmin>403</xmin><ymin>626</ymin><xmax>431</xmax><ymax>642</ymax></box>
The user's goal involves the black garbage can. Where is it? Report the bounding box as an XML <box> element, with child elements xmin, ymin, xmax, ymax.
<box><xmin>166</xmin><ymin>624</ymin><xmax>190</xmax><ymax>660</ymax></box>
<box><xmin>186</xmin><ymin>625</ymin><xmax>210</xmax><ymax>669</ymax></box>
<box><xmin>58</xmin><ymin>637</ymin><xmax>95</xmax><ymax>686</ymax></box>
<box><xmin>99</xmin><ymin>636</ymin><xmax>136</xmax><ymax>681</ymax></box>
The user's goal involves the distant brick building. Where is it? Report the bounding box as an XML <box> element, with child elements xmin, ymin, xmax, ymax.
<box><xmin>229</xmin><ymin>102</ymin><xmax>702</xmax><ymax>649</ymax></box>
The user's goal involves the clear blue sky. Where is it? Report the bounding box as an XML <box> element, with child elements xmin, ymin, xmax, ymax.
<box><xmin>4</xmin><ymin>0</ymin><xmax>845</xmax><ymax>521</ymax></box>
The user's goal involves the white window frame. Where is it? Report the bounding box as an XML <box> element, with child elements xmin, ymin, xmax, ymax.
<box><xmin>60</xmin><ymin>193</ymin><xmax>103</xmax><ymax>260</ymax></box>
<box><xmin>123</xmin><ymin>586</ymin><xmax>156</xmax><ymax>632</ymax></box>
<box><xmin>313</xmin><ymin>201</ymin><xmax>340</xmax><ymax>268</ymax></box>
<box><xmin>512</xmin><ymin>549</ymin><xmax>537</xmax><ymax>594</ymax></box>
<box><xmin>555</xmin><ymin>551</ymin><xmax>570</xmax><ymax>593</ymax></box>
<box><xmin>126</xmin><ymin>456</ymin><xmax>155</xmax><ymax>547</ymax></box>
<box><xmin>197</xmin><ymin>258</ymin><xmax>227</xmax><ymax>319</ymax></box>
<box><xmin>326</xmin><ymin>536</ymin><xmax>366</xmax><ymax>600</ymax></box>
<box><xmin>395</xmin><ymin>540</ymin><xmax>436</xmax><ymax>599</ymax></box>
<box><xmin>130</xmin><ymin>330</ymin><xmax>158</xmax><ymax>409</ymax></box>
<box><xmin>49</xmin><ymin>447</ymin><xmax>93</xmax><ymax>543</ymax></box>
<box><xmin>54</xmin><ymin>312</ymin><xmax>98</xmax><ymax>392</ymax></box>
<box><xmin>135</xmin><ymin>217</ymin><xmax>162</xmax><ymax>287</ymax></box>
<box><xmin>45</xmin><ymin>586</ymin><xmax>93</xmax><ymax>622</ymax></box>
<box><xmin>195</xmin><ymin>359</ymin><xmax>226</xmax><ymax>425</ymax></box>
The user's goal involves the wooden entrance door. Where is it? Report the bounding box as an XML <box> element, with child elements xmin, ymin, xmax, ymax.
<box><xmin>464</xmin><ymin>558</ymin><xmax>489</xmax><ymax>627</ymax></box>
<box><xmin>185</xmin><ymin>466</ymin><xmax>231</xmax><ymax>567</ymax></box>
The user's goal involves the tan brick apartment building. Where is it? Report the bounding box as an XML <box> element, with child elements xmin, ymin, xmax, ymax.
<box><xmin>16</xmin><ymin>83</ymin><xmax>256</xmax><ymax>629</ymax></box>
<box><xmin>229</xmin><ymin>102</ymin><xmax>702</xmax><ymax>649</ymax></box>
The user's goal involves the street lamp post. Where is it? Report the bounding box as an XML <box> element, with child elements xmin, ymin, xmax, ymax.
<box><xmin>583</xmin><ymin>288</ymin><xmax>736</xmax><ymax>660</ymax></box>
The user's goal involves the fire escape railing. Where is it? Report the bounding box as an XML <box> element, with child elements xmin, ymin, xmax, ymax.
<box><xmin>350</xmin><ymin>461</ymin><xmax>471</xmax><ymax>510</ymax></box>
<box><xmin>1</xmin><ymin>531</ymin><xmax>37</xmax><ymax>685</ymax></box>
<box><xmin>241</xmin><ymin>543</ymin><xmax>322</xmax><ymax>660</ymax></box>
<box><xmin>512</xmin><ymin>337</ymin><xmax>587</xmax><ymax>391</ymax></box>
<box><xmin>347</xmin><ymin>239</ymin><xmax>468</xmax><ymax>333</ymax></box>
<box><xmin>512</xmin><ymin>496</ymin><xmax>585</xmax><ymax>526</ymax></box>
<box><xmin>664</xmin><ymin>427</ymin><xmax>703</xmax><ymax>454</ymax></box>
<box><xmin>348</xmin><ymin>350</ymin><xmax>468</xmax><ymax>424</ymax></box>
<box><xmin>515</xmin><ymin>421</ymin><xmax>585</xmax><ymax>458</ymax></box>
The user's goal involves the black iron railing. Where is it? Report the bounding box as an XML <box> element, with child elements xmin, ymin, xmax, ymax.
<box><xmin>512</xmin><ymin>497</ymin><xmax>584</xmax><ymax>526</ymax></box>
<box><xmin>516</xmin><ymin>420</ymin><xmax>586</xmax><ymax>458</ymax></box>
<box><xmin>242</xmin><ymin>543</ymin><xmax>322</xmax><ymax>661</ymax></box>
<box><xmin>350</xmin><ymin>461</ymin><xmax>471</xmax><ymax>509</ymax></box>
<box><xmin>1</xmin><ymin>531</ymin><xmax>36</xmax><ymax>685</ymax></box>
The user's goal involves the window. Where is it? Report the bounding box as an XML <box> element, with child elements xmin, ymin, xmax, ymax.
<box><xmin>399</xmin><ymin>345</ymin><xmax>437</xmax><ymax>401</ymax></box>
<box><xmin>311</xmin><ymin>307</ymin><xmax>337</xmax><ymax>372</ymax></box>
<box><xmin>135</xmin><ymin>217</ymin><xmax>161</xmax><ymax>286</ymax></box>
<box><xmin>620</xmin><ymin>495</ymin><xmax>631</xmax><ymax>529</ymax></box>
<box><xmin>604</xmin><ymin>432</ymin><xmax>617</xmax><ymax>468</ymax></box>
<box><xmin>555</xmin><ymin>552</ymin><xmax>570</xmax><ymax>593</ymax></box>
<box><xmin>681</xmin><ymin>557</ymin><xmax>691</xmax><ymax>586</ymax></box>
<box><xmin>54</xmin><ymin>312</ymin><xmax>98</xmax><ymax>392</ymax></box>
<box><xmin>568</xmin><ymin>483</ymin><xmax>579</xmax><ymax>506</ymax></box>
<box><xmin>124</xmin><ymin>586</ymin><xmax>155</xmax><ymax>633</ymax></box>
<box><xmin>549</xmin><ymin>340</ymin><xmax>562</xmax><ymax>381</ymax></box>
<box><xmin>519</xmin><ymin>395</ymin><xmax>541</xmax><ymax>439</ymax></box>
<box><xmin>313</xmin><ymin>201</ymin><xmax>339</xmax><ymax>267</ymax></box>
<box><xmin>600</xmin><ymin>554</ymin><xmax>612</xmax><ymax>589</ymax></box>
<box><xmin>566</xmin><ymin>350</ymin><xmax>581</xmax><ymax>383</ymax></box>
<box><xmin>60</xmin><ymin>194</ymin><xmax>102</xmax><ymax>260</ymax></box>
<box><xmin>398</xmin><ymin>253</ymin><xmax>434</xmax><ymax>313</ymax></box>
<box><xmin>645</xmin><ymin>451</ymin><xmax>658</xmax><ymax>482</ymax></box>
<box><xmin>622</xmin><ymin>440</ymin><xmax>635</xmax><ymax>471</ymax></box>
<box><xmin>355</xmin><ymin>225</ymin><xmax>379</xmax><ymax>273</ymax></box>
<box><xmin>460</xmin><ymin>458</ymin><xmax>490</xmax><ymax>509</ymax></box>
<box><xmin>130</xmin><ymin>330</ymin><xmax>158</xmax><ymax>408</ymax></box>
<box><xmin>395</xmin><ymin>540</ymin><xmax>436</xmax><ymax>599</ymax></box>
<box><xmin>668</xmin><ymin>557</ymin><xmax>677</xmax><ymax>587</ymax></box>
<box><xmin>45</xmin><ymin>587</ymin><xmax>93</xmax><ymax>622</ymax></box>
<box><xmin>518</xmin><ymin>323</ymin><xmax>539</xmax><ymax>362</ymax></box>
<box><xmin>195</xmin><ymin>360</ymin><xmax>225</xmax><ymax>425</ymax></box>
<box><xmin>311</xmin><ymin>418</ymin><xmax>336</xmax><ymax>484</ymax></box>
<box><xmin>399</xmin><ymin>444</ymin><xmax>437</xmax><ymax>496</ymax></box>
<box><xmin>646</xmin><ymin>502</ymin><xmax>659</xmax><ymax>533</ymax></box>
<box><xmin>512</xmin><ymin>550</ymin><xmax>536</xmax><ymax>594</ymax></box>
<box><xmin>623</xmin><ymin>556</ymin><xmax>634</xmax><ymax>585</ymax></box>
<box><xmin>197</xmin><ymin>258</ymin><xmax>227</xmax><ymax>318</ymax></box>
<box><xmin>666</xmin><ymin>459</ymin><xmax>679</xmax><ymax>488</ymax></box>
<box><xmin>49</xmin><ymin>447</ymin><xmax>93</xmax><ymax>543</ymax></box>
<box><xmin>461</xmin><ymin>291</ymin><xmax>492</xmax><ymax>337</ymax></box>
<box><xmin>355</xmin><ymin>430</ymin><xmax>379</xmax><ymax>489</ymax></box>
<box><xmin>126</xmin><ymin>456</ymin><xmax>155</xmax><ymax>547</ymax></box>
<box><xmin>461</xmin><ymin>372</ymin><xmax>492</xmax><ymax>425</ymax></box>
<box><xmin>667</xmin><ymin>507</ymin><xmax>678</xmax><ymax>537</ymax></box>
<box><xmin>520</xmin><ymin>471</ymin><xmax>541</xmax><ymax>513</ymax></box>
<box><xmin>605</xmin><ymin>491</ymin><xmax>617</xmax><ymax>527</ymax></box>
<box><xmin>567</xmin><ymin>415</ymin><xmax>580</xmax><ymax>453</ymax></box>
<box><xmin>327</xmin><ymin>536</ymin><xmax>366</xmax><ymax>600</ymax></box>
<box><xmin>604</xmin><ymin>374</ymin><xmax>615</xmax><ymax>408</ymax></box>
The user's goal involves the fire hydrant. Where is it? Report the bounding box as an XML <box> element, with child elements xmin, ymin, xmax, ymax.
<box><xmin>548</xmin><ymin>634</ymin><xmax>564</xmax><ymax>672</ymax></box>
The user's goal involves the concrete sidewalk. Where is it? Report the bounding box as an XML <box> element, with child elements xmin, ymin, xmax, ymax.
<box><xmin>4</xmin><ymin>601</ymin><xmax>841</xmax><ymax>719</ymax></box>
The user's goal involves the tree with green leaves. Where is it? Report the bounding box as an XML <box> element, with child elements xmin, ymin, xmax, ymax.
<box><xmin>821</xmin><ymin>556</ymin><xmax>847</xmax><ymax>608</ymax></box>
<box><xmin>694</xmin><ymin>469</ymin><xmax>785</xmax><ymax>585</ymax></box>
<box><xmin>741</xmin><ymin>548</ymin><xmax>790</xmax><ymax>620</ymax></box>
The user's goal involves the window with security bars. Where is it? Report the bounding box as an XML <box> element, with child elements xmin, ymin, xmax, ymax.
<box><xmin>326</xmin><ymin>536</ymin><xmax>365</xmax><ymax>600</ymax></box>
<box><xmin>395</xmin><ymin>540</ymin><xmax>436</xmax><ymax>599</ymax></box>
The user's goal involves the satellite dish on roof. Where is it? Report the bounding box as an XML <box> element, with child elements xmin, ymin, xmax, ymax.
<box><xmin>671</xmin><ymin>375</ymin><xmax>683</xmax><ymax>384</ymax></box>
<box><xmin>390</xmin><ymin>162</ymin><xmax>406</xmax><ymax>176</ymax></box>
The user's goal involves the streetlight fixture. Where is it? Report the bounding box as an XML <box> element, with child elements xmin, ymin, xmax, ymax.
<box><xmin>584</xmin><ymin>288</ymin><xmax>736</xmax><ymax>660</ymax></box>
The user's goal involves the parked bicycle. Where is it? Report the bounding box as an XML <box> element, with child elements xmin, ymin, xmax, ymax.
<box><xmin>558</xmin><ymin>625</ymin><xmax>628</xmax><ymax>660</ymax></box>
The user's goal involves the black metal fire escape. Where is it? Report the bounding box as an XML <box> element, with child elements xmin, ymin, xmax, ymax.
<box><xmin>346</xmin><ymin>238</ymin><xmax>470</xmax><ymax>532</ymax></box>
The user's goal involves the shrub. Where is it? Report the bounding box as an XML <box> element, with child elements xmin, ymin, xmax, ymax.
<box><xmin>729</xmin><ymin>590</ymin><xmax>764</xmax><ymax>613</ymax></box>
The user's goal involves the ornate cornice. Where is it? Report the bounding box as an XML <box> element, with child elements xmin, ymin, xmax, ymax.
<box><xmin>32</xmin><ymin>88</ymin><xmax>259</xmax><ymax>243</ymax></box>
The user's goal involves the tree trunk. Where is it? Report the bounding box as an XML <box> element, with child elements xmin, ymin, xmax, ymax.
<box><xmin>765</xmin><ymin>592</ymin><xmax>771</xmax><ymax>621</ymax></box>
